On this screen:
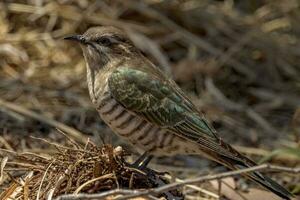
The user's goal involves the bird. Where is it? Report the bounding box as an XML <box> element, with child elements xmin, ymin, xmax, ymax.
<box><xmin>64</xmin><ymin>26</ymin><xmax>293</xmax><ymax>200</ymax></box>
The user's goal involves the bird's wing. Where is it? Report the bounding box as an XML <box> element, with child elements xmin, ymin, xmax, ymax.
<box><xmin>108</xmin><ymin>67</ymin><xmax>293</xmax><ymax>200</ymax></box>
<box><xmin>108</xmin><ymin>67</ymin><xmax>244</xmax><ymax>162</ymax></box>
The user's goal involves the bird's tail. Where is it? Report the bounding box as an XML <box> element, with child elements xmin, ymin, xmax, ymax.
<box><xmin>248</xmin><ymin>171</ymin><xmax>293</xmax><ymax>200</ymax></box>
<box><xmin>214</xmin><ymin>154</ymin><xmax>293</xmax><ymax>200</ymax></box>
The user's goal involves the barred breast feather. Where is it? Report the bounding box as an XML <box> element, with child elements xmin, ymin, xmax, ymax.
<box><xmin>95</xmin><ymin>84</ymin><xmax>198</xmax><ymax>155</ymax></box>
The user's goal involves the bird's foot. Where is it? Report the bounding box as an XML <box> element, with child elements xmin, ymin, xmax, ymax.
<box><xmin>131</xmin><ymin>152</ymin><xmax>153</xmax><ymax>170</ymax></box>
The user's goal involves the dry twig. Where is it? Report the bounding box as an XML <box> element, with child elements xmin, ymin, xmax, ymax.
<box><xmin>55</xmin><ymin>164</ymin><xmax>299</xmax><ymax>200</ymax></box>
<box><xmin>0</xmin><ymin>98</ymin><xmax>88</xmax><ymax>143</ymax></box>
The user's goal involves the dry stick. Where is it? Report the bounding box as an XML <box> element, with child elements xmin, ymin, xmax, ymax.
<box><xmin>29</xmin><ymin>136</ymin><xmax>89</xmax><ymax>153</ymax></box>
<box><xmin>205</xmin><ymin>78</ymin><xmax>279</xmax><ymax>135</ymax></box>
<box><xmin>0</xmin><ymin>98</ymin><xmax>88</xmax><ymax>143</ymax></box>
<box><xmin>126</xmin><ymin>30</ymin><xmax>172</xmax><ymax>75</ymax></box>
<box><xmin>175</xmin><ymin>178</ymin><xmax>219</xmax><ymax>199</ymax></box>
<box><xmin>56</xmin><ymin>128</ymin><xmax>82</xmax><ymax>150</ymax></box>
<box><xmin>24</xmin><ymin>174</ymin><xmax>30</xmax><ymax>200</ymax></box>
<box><xmin>55</xmin><ymin>189</ymin><xmax>152</xmax><ymax>200</ymax></box>
<box><xmin>73</xmin><ymin>173</ymin><xmax>115</xmax><ymax>194</ymax></box>
<box><xmin>129</xmin><ymin>1</ymin><xmax>256</xmax><ymax>79</ymax></box>
<box><xmin>3</xmin><ymin>2</ymin><xmax>150</xmax><ymax>38</ymax></box>
<box><xmin>47</xmin><ymin>174</ymin><xmax>68</xmax><ymax>200</ymax></box>
<box><xmin>20</xmin><ymin>152</ymin><xmax>51</xmax><ymax>161</ymax></box>
<box><xmin>6</xmin><ymin>162</ymin><xmax>44</xmax><ymax>169</ymax></box>
<box><xmin>233</xmin><ymin>145</ymin><xmax>298</xmax><ymax>162</ymax></box>
<box><xmin>36</xmin><ymin>161</ymin><xmax>54</xmax><ymax>200</ymax></box>
<box><xmin>216</xmin><ymin>30</ymin><xmax>256</xmax><ymax>69</ymax></box>
<box><xmin>117</xmin><ymin>164</ymin><xmax>299</xmax><ymax>200</ymax></box>
<box><xmin>0</xmin><ymin>157</ymin><xmax>8</xmax><ymax>183</ymax></box>
<box><xmin>0</xmin><ymin>136</ymin><xmax>14</xmax><ymax>151</ymax></box>
<box><xmin>55</xmin><ymin>164</ymin><xmax>300</xmax><ymax>200</ymax></box>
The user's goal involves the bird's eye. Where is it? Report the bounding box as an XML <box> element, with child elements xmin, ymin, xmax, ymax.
<box><xmin>96</xmin><ymin>37</ymin><xmax>112</xmax><ymax>46</ymax></box>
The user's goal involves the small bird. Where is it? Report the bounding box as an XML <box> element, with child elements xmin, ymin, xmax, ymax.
<box><xmin>65</xmin><ymin>26</ymin><xmax>292</xmax><ymax>199</ymax></box>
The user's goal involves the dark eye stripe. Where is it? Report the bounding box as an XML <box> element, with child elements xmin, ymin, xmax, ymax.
<box><xmin>96</xmin><ymin>37</ymin><xmax>112</xmax><ymax>46</ymax></box>
<box><xmin>113</xmin><ymin>35</ymin><xmax>127</xmax><ymax>42</ymax></box>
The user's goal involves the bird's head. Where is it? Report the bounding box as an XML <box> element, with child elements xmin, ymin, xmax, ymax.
<box><xmin>64</xmin><ymin>26</ymin><xmax>138</xmax><ymax>68</ymax></box>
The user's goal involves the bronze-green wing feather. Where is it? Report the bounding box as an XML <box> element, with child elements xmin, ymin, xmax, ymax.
<box><xmin>108</xmin><ymin>67</ymin><xmax>292</xmax><ymax>200</ymax></box>
<box><xmin>108</xmin><ymin>67</ymin><xmax>242</xmax><ymax>160</ymax></box>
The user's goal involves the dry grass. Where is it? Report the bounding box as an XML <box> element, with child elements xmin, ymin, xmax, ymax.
<box><xmin>0</xmin><ymin>0</ymin><xmax>300</xmax><ymax>199</ymax></box>
<box><xmin>0</xmin><ymin>136</ymin><xmax>182</xmax><ymax>199</ymax></box>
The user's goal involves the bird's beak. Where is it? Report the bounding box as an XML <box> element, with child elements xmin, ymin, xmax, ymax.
<box><xmin>64</xmin><ymin>35</ymin><xmax>86</xmax><ymax>44</ymax></box>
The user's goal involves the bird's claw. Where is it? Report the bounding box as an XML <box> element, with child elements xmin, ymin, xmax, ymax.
<box><xmin>132</xmin><ymin>152</ymin><xmax>153</xmax><ymax>170</ymax></box>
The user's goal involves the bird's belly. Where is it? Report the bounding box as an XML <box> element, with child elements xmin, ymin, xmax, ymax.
<box><xmin>96</xmin><ymin>90</ymin><xmax>198</xmax><ymax>156</ymax></box>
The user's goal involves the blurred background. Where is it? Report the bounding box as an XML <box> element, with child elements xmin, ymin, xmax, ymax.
<box><xmin>0</xmin><ymin>0</ymin><xmax>300</xmax><ymax>198</ymax></box>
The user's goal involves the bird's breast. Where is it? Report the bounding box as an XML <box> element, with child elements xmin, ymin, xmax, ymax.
<box><xmin>95</xmin><ymin>86</ymin><xmax>194</xmax><ymax>155</ymax></box>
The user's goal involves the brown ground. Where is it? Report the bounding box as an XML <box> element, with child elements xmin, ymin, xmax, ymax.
<box><xmin>0</xmin><ymin>0</ymin><xmax>299</xmax><ymax>199</ymax></box>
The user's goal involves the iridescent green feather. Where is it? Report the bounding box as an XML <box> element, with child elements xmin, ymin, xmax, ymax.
<box><xmin>108</xmin><ymin>67</ymin><xmax>218</xmax><ymax>138</ymax></box>
<box><xmin>108</xmin><ymin>67</ymin><xmax>258</xmax><ymax>164</ymax></box>
<box><xmin>107</xmin><ymin>67</ymin><xmax>293</xmax><ymax>200</ymax></box>
<box><xmin>108</xmin><ymin>67</ymin><xmax>251</xmax><ymax>161</ymax></box>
